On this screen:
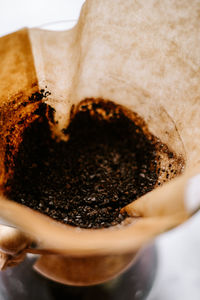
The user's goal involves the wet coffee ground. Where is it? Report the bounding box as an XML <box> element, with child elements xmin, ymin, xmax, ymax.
<box><xmin>7</xmin><ymin>102</ymin><xmax>158</xmax><ymax>229</ymax></box>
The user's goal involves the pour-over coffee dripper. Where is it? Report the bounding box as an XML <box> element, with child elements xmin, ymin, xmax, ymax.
<box><xmin>0</xmin><ymin>0</ymin><xmax>200</xmax><ymax>291</ymax></box>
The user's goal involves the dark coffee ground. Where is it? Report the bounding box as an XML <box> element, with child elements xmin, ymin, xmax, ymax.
<box><xmin>6</xmin><ymin>101</ymin><xmax>158</xmax><ymax>229</ymax></box>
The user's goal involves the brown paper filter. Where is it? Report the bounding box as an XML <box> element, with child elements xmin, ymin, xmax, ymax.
<box><xmin>0</xmin><ymin>0</ymin><xmax>200</xmax><ymax>285</ymax></box>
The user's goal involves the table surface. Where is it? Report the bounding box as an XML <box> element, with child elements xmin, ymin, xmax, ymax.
<box><xmin>0</xmin><ymin>1</ymin><xmax>200</xmax><ymax>299</ymax></box>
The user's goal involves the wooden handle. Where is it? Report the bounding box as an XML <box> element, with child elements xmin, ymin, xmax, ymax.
<box><xmin>0</xmin><ymin>224</ymin><xmax>33</xmax><ymax>270</ymax></box>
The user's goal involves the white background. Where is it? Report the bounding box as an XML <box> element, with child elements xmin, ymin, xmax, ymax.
<box><xmin>1</xmin><ymin>1</ymin><xmax>200</xmax><ymax>299</ymax></box>
<box><xmin>0</xmin><ymin>0</ymin><xmax>85</xmax><ymax>36</ymax></box>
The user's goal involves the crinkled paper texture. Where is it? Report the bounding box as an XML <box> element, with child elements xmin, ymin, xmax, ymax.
<box><xmin>0</xmin><ymin>0</ymin><xmax>199</xmax><ymax>255</ymax></box>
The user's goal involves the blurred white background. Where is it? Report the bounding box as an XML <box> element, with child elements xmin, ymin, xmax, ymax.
<box><xmin>0</xmin><ymin>1</ymin><xmax>200</xmax><ymax>299</ymax></box>
<box><xmin>0</xmin><ymin>0</ymin><xmax>85</xmax><ymax>36</ymax></box>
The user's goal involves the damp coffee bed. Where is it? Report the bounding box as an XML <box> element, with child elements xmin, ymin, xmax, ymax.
<box><xmin>6</xmin><ymin>102</ymin><xmax>158</xmax><ymax>229</ymax></box>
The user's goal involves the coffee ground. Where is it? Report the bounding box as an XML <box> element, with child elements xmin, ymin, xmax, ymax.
<box><xmin>6</xmin><ymin>101</ymin><xmax>158</xmax><ymax>229</ymax></box>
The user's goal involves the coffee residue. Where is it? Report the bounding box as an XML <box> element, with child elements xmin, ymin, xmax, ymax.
<box><xmin>6</xmin><ymin>101</ymin><xmax>158</xmax><ymax>229</ymax></box>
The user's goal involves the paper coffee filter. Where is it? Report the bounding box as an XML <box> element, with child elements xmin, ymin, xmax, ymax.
<box><xmin>0</xmin><ymin>0</ymin><xmax>199</xmax><ymax>255</ymax></box>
